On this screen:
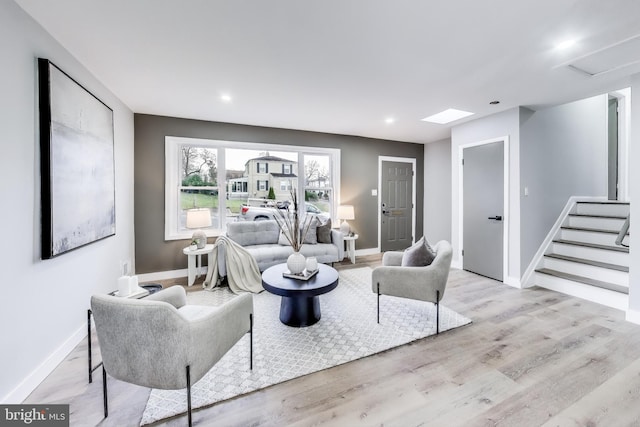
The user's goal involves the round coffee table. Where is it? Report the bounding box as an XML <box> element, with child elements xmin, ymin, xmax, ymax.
<box><xmin>262</xmin><ymin>263</ymin><xmax>339</xmax><ymax>327</ymax></box>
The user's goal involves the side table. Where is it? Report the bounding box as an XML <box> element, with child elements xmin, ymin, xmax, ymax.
<box><xmin>183</xmin><ymin>244</ymin><xmax>215</xmax><ymax>286</ymax></box>
<box><xmin>343</xmin><ymin>234</ymin><xmax>359</xmax><ymax>264</ymax></box>
<box><xmin>87</xmin><ymin>284</ymin><xmax>162</xmax><ymax>383</ymax></box>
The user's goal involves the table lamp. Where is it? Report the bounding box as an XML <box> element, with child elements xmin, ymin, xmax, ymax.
<box><xmin>186</xmin><ymin>208</ymin><xmax>211</xmax><ymax>249</ymax></box>
<box><xmin>337</xmin><ymin>205</ymin><xmax>355</xmax><ymax>235</ymax></box>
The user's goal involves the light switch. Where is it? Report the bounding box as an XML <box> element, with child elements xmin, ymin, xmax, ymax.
<box><xmin>524</xmin><ymin>187</ymin><xmax>529</xmax><ymax>196</ymax></box>
<box><xmin>371</xmin><ymin>189</ymin><xmax>378</xmax><ymax>196</ymax></box>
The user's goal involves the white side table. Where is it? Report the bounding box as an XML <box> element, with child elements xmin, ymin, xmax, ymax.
<box><xmin>343</xmin><ymin>234</ymin><xmax>359</xmax><ymax>264</ymax></box>
<box><xmin>183</xmin><ymin>244</ymin><xmax>215</xmax><ymax>286</ymax></box>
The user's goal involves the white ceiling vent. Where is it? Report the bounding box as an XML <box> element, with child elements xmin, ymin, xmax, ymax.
<box><xmin>565</xmin><ymin>34</ymin><xmax>640</xmax><ymax>77</ymax></box>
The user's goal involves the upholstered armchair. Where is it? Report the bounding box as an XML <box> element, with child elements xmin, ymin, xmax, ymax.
<box><xmin>372</xmin><ymin>240</ymin><xmax>453</xmax><ymax>333</ymax></box>
<box><xmin>90</xmin><ymin>286</ymin><xmax>253</xmax><ymax>426</ymax></box>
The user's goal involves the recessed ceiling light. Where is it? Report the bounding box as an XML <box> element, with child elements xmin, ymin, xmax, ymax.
<box><xmin>421</xmin><ymin>108</ymin><xmax>474</xmax><ymax>124</ymax></box>
<box><xmin>220</xmin><ymin>94</ymin><xmax>232</xmax><ymax>103</ymax></box>
<box><xmin>385</xmin><ymin>117</ymin><xmax>395</xmax><ymax>124</ymax></box>
<box><xmin>555</xmin><ymin>39</ymin><xmax>576</xmax><ymax>50</ymax></box>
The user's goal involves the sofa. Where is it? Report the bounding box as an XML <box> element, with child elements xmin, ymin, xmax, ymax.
<box><xmin>216</xmin><ymin>219</ymin><xmax>344</xmax><ymax>277</ymax></box>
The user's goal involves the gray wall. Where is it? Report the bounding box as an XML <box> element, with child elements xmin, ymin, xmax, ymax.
<box><xmin>451</xmin><ymin>108</ymin><xmax>522</xmax><ymax>283</ymax></box>
<box><xmin>519</xmin><ymin>95</ymin><xmax>608</xmax><ymax>274</ymax></box>
<box><xmin>423</xmin><ymin>138</ymin><xmax>452</xmax><ymax>244</ymax></box>
<box><xmin>0</xmin><ymin>1</ymin><xmax>135</xmax><ymax>401</ymax></box>
<box><xmin>135</xmin><ymin>114</ymin><xmax>424</xmax><ymax>274</ymax></box>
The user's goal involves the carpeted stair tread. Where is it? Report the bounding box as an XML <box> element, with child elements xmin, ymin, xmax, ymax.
<box><xmin>552</xmin><ymin>239</ymin><xmax>629</xmax><ymax>253</ymax></box>
<box><xmin>536</xmin><ymin>268</ymin><xmax>628</xmax><ymax>294</ymax></box>
<box><xmin>544</xmin><ymin>253</ymin><xmax>629</xmax><ymax>272</ymax></box>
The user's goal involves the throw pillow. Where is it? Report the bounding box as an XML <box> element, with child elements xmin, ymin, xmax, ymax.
<box><xmin>302</xmin><ymin>217</ymin><xmax>319</xmax><ymax>244</ymax></box>
<box><xmin>401</xmin><ymin>236</ymin><xmax>436</xmax><ymax>267</ymax></box>
<box><xmin>278</xmin><ymin>231</ymin><xmax>291</xmax><ymax>246</ymax></box>
<box><xmin>316</xmin><ymin>218</ymin><xmax>332</xmax><ymax>243</ymax></box>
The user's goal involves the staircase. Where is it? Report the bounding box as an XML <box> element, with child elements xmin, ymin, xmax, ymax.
<box><xmin>531</xmin><ymin>201</ymin><xmax>630</xmax><ymax>310</ymax></box>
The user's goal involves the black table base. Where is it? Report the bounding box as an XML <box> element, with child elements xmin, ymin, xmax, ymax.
<box><xmin>262</xmin><ymin>263</ymin><xmax>339</xmax><ymax>328</ymax></box>
<box><xmin>280</xmin><ymin>295</ymin><xmax>322</xmax><ymax>327</ymax></box>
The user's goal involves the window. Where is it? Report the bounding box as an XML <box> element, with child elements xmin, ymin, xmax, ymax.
<box><xmin>165</xmin><ymin>137</ymin><xmax>340</xmax><ymax>240</ymax></box>
<box><xmin>304</xmin><ymin>154</ymin><xmax>333</xmax><ymax>218</ymax></box>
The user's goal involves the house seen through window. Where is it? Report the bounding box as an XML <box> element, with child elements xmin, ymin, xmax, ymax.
<box><xmin>165</xmin><ymin>137</ymin><xmax>340</xmax><ymax>241</ymax></box>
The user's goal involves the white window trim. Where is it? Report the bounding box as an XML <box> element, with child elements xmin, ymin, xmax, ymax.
<box><xmin>165</xmin><ymin>136</ymin><xmax>340</xmax><ymax>241</ymax></box>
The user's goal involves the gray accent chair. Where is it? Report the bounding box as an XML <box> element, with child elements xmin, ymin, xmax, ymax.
<box><xmin>372</xmin><ymin>240</ymin><xmax>453</xmax><ymax>333</ymax></box>
<box><xmin>90</xmin><ymin>286</ymin><xmax>253</xmax><ymax>426</ymax></box>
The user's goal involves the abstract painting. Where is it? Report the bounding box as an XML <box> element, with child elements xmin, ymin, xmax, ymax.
<box><xmin>38</xmin><ymin>58</ymin><xmax>115</xmax><ymax>259</ymax></box>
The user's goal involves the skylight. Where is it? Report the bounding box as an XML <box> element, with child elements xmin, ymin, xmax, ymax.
<box><xmin>421</xmin><ymin>108</ymin><xmax>474</xmax><ymax>124</ymax></box>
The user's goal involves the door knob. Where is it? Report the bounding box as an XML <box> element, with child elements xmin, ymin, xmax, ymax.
<box><xmin>488</xmin><ymin>216</ymin><xmax>503</xmax><ymax>221</ymax></box>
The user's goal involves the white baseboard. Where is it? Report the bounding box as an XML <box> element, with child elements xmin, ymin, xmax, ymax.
<box><xmin>626</xmin><ymin>308</ymin><xmax>640</xmax><ymax>325</ymax></box>
<box><xmin>137</xmin><ymin>268</ymin><xmax>189</xmax><ymax>282</ymax></box>
<box><xmin>504</xmin><ymin>276</ymin><xmax>522</xmax><ymax>288</ymax></box>
<box><xmin>355</xmin><ymin>247</ymin><xmax>380</xmax><ymax>257</ymax></box>
<box><xmin>451</xmin><ymin>259</ymin><xmax>462</xmax><ymax>270</ymax></box>
<box><xmin>2</xmin><ymin>323</ymin><xmax>86</xmax><ymax>404</ymax></box>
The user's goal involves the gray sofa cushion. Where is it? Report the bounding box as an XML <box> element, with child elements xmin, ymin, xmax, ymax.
<box><xmin>227</xmin><ymin>220</ymin><xmax>280</xmax><ymax>246</ymax></box>
<box><xmin>302</xmin><ymin>217</ymin><xmax>319</xmax><ymax>244</ymax></box>
<box><xmin>401</xmin><ymin>236</ymin><xmax>435</xmax><ymax>267</ymax></box>
<box><xmin>316</xmin><ymin>218</ymin><xmax>332</xmax><ymax>243</ymax></box>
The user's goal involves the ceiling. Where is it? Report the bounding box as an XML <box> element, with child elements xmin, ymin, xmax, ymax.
<box><xmin>15</xmin><ymin>0</ymin><xmax>640</xmax><ymax>144</ymax></box>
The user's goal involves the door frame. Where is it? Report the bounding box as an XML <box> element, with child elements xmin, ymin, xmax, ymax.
<box><xmin>378</xmin><ymin>156</ymin><xmax>417</xmax><ymax>252</ymax></box>
<box><xmin>458</xmin><ymin>136</ymin><xmax>510</xmax><ymax>283</ymax></box>
<box><xmin>609</xmin><ymin>88</ymin><xmax>630</xmax><ymax>202</ymax></box>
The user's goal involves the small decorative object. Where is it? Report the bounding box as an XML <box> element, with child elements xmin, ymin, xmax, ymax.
<box><xmin>306</xmin><ymin>256</ymin><xmax>318</xmax><ymax>272</ymax></box>
<box><xmin>273</xmin><ymin>188</ymin><xmax>314</xmax><ymax>275</ymax></box>
<box><xmin>186</xmin><ymin>208</ymin><xmax>211</xmax><ymax>249</ymax></box>
<box><xmin>117</xmin><ymin>275</ymin><xmax>131</xmax><ymax>297</ymax></box>
<box><xmin>189</xmin><ymin>240</ymin><xmax>198</xmax><ymax>251</ymax></box>
<box><xmin>283</xmin><ymin>267</ymin><xmax>319</xmax><ymax>281</ymax></box>
<box><xmin>287</xmin><ymin>252</ymin><xmax>307</xmax><ymax>275</ymax></box>
<box><xmin>337</xmin><ymin>205</ymin><xmax>355</xmax><ymax>235</ymax></box>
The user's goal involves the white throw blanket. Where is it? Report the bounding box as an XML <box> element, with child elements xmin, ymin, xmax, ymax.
<box><xmin>203</xmin><ymin>236</ymin><xmax>263</xmax><ymax>294</ymax></box>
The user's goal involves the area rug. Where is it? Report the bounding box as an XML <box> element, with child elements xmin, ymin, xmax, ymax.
<box><xmin>140</xmin><ymin>267</ymin><xmax>471</xmax><ymax>425</ymax></box>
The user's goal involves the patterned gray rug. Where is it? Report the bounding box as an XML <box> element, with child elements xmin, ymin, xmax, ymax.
<box><xmin>141</xmin><ymin>267</ymin><xmax>471</xmax><ymax>425</ymax></box>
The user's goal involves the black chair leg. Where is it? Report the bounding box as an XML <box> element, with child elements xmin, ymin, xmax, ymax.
<box><xmin>377</xmin><ymin>283</ymin><xmax>380</xmax><ymax>324</ymax></box>
<box><xmin>186</xmin><ymin>366</ymin><xmax>192</xmax><ymax>427</ymax></box>
<box><xmin>436</xmin><ymin>290</ymin><xmax>440</xmax><ymax>334</ymax></box>
<box><xmin>102</xmin><ymin>366</ymin><xmax>108</xmax><ymax>418</ymax></box>
<box><xmin>249</xmin><ymin>313</ymin><xmax>253</xmax><ymax>370</ymax></box>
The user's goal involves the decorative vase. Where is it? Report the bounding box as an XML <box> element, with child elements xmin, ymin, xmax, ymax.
<box><xmin>306</xmin><ymin>256</ymin><xmax>318</xmax><ymax>272</ymax></box>
<box><xmin>287</xmin><ymin>251</ymin><xmax>306</xmax><ymax>274</ymax></box>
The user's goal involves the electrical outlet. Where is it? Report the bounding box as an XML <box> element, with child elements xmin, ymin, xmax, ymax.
<box><xmin>120</xmin><ymin>260</ymin><xmax>130</xmax><ymax>276</ymax></box>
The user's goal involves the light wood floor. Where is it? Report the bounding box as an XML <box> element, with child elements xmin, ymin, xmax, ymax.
<box><xmin>25</xmin><ymin>255</ymin><xmax>640</xmax><ymax>426</ymax></box>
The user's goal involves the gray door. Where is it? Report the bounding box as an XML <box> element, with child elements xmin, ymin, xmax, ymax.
<box><xmin>381</xmin><ymin>160</ymin><xmax>413</xmax><ymax>252</ymax></box>
<box><xmin>463</xmin><ymin>142</ymin><xmax>504</xmax><ymax>281</ymax></box>
<box><xmin>608</xmin><ymin>97</ymin><xmax>618</xmax><ymax>200</ymax></box>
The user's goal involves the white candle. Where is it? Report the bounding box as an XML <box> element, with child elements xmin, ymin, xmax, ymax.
<box><xmin>128</xmin><ymin>275</ymin><xmax>139</xmax><ymax>292</ymax></box>
<box><xmin>117</xmin><ymin>276</ymin><xmax>131</xmax><ymax>297</ymax></box>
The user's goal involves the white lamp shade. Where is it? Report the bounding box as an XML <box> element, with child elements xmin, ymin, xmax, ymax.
<box><xmin>337</xmin><ymin>205</ymin><xmax>355</xmax><ymax>220</ymax></box>
<box><xmin>186</xmin><ymin>208</ymin><xmax>212</xmax><ymax>229</ymax></box>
